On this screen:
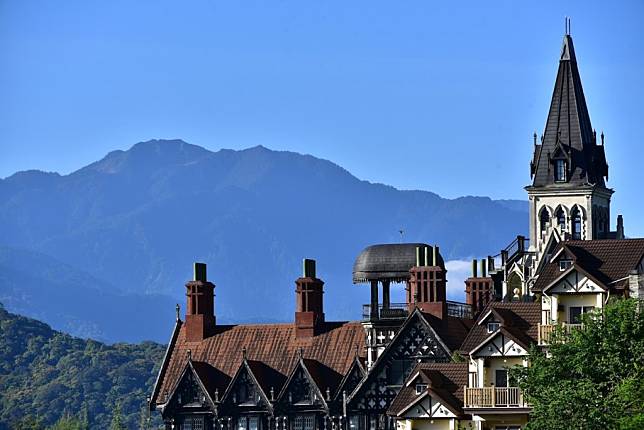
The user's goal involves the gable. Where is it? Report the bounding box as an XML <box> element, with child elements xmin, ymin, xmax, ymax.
<box><xmin>470</xmin><ymin>332</ymin><xmax>528</xmax><ymax>358</ymax></box>
<box><xmin>397</xmin><ymin>393</ymin><xmax>458</xmax><ymax>419</ymax></box>
<box><xmin>545</xmin><ymin>267</ymin><xmax>606</xmax><ymax>294</ymax></box>
<box><xmin>348</xmin><ymin>311</ymin><xmax>452</xmax><ymax>412</ymax></box>
<box><xmin>276</xmin><ymin>359</ymin><xmax>327</xmax><ymax>410</ymax></box>
<box><xmin>220</xmin><ymin>361</ymin><xmax>271</xmax><ymax>412</ymax></box>
<box><xmin>334</xmin><ymin>358</ymin><xmax>366</xmax><ymax>400</ymax></box>
<box><xmin>163</xmin><ymin>363</ymin><xmax>214</xmax><ymax>416</ymax></box>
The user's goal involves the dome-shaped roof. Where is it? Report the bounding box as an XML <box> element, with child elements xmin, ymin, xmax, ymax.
<box><xmin>352</xmin><ymin>243</ymin><xmax>445</xmax><ymax>284</ymax></box>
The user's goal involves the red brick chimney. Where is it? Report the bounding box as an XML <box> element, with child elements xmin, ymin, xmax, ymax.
<box><xmin>465</xmin><ymin>259</ymin><xmax>494</xmax><ymax>316</ymax></box>
<box><xmin>185</xmin><ymin>262</ymin><xmax>216</xmax><ymax>342</ymax></box>
<box><xmin>407</xmin><ymin>246</ymin><xmax>447</xmax><ymax>319</ymax></box>
<box><xmin>295</xmin><ymin>259</ymin><xmax>325</xmax><ymax>338</ymax></box>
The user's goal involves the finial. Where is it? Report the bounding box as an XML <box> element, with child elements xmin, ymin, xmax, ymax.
<box><xmin>270</xmin><ymin>386</ymin><xmax>275</xmax><ymax>401</ymax></box>
<box><xmin>187</xmin><ymin>349</ymin><xmax>192</xmax><ymax>361</ymax></box>
<box><xmin>242</xmin><ymin>347</ymin><xmax>247</xmax><ymax>360</ymax></box>
<box><xmin>398</xmin><ymin>229</ymin><xmax>404</xmax><ymax>243</ymax></box>
<box><xmin>533</xmin><ymin>132</ymin><xmax>537</xmax><ymax>146</ymax></box>
<box><xmin>326</xmin><ymin>387</ymin><xmax>331</xmax><ymax>401</ymax></box>
<box><xmin>298</xmin><ymin>347</ymin><xmax>304</xmax><ymax>359</ymax></box>
<box><xmin>175</xmin><ymin>304</ymin><xmax>180</xmax><ymax>322</ymax></box>
<box><xmin>215</xmin><ymin>388</ymin><xmax>219</xmax><ymax>402</ymax></box>
<box><xmin>601</xmin><ymin>131</ymin><xmax>605</xmax><ymax>145</ymax></box>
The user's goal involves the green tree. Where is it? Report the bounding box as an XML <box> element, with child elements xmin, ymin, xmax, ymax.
<box><xmin>518</xmin><ymin>299</ymin><xmax>644</xmax><ymax>430</ymax></box>
<box><xmin>49</xmin><ymin>414</ymin><xmax>87</xmax><ymax>430</ymax></box>
<box><xmin>110</xmin><ymin>403</ymin><xmax>126</xmax><ymax>430</ymax></box>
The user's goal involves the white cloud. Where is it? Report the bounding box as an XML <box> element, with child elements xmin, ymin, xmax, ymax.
<box><xmin>445</xmin><ymin>259</ymin><xmax>473</xmax><ymax>302</ymax></box>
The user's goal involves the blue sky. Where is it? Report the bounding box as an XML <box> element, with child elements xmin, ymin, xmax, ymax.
<box><xmin>1</xmin><ymin>0</ymin><xmax>643</xmax><ymax>235</ymax></box>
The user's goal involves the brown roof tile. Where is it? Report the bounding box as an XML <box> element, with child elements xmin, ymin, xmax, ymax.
<box><xmin>387</xmin><ymin>363</ymin><xmax>468</xmax><ymax>416</ymax></box>
<box><xmin>153</xmin><ymin>321</ymin><xmax>365</xmax><ymax>406</ymax></box>
<box><xmin>458</xmin><ymin>302</ymin><xmax>541</xmax><ymax>354</ymax></box>
<box><xmin>534</xmin><ymin>239</ymin><xmax>644</xmax><ymax>292</ymax></box>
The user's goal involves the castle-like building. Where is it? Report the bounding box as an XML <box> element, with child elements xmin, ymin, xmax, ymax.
<box><xmin>149</xmin><ymin>30</ymin><xmax>644</xmax><ymax>430</ymax></box>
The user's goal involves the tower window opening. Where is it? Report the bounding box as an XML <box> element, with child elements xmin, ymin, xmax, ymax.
<box><xmin>539</xmin><ymin>209</ymin><xmax>550</xmax><ymax>233</ymax></box>
<box><xmin>555</xmin><ymin>159</ymin><xmax>566</xmax><ymax>182</ymax></box>
<box><xmin>571</xmin><ymin>208</ymin><xmax>582</xmax><ymax>240</ymax></box>
<box><xmin>556</xmin><ymin>208</ymin><xmax>566</xmax><ymax>231</ymax></box>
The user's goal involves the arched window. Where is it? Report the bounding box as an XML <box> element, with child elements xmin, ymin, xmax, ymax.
<box><xmin>556</xmin><ymin>208</ymin><xmax>566</xmax><ymax>231</ymax></box>
<box><xmin>571</xmin><ymin>207</ymin><xmax>582</xmax><ymax>240</ymax></box>
<box><xmin>539</xmin><ymin>208</ymin><xmax>550</xmax><ymax>232</ymax></box>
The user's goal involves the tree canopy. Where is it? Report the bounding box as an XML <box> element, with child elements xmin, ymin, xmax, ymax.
<box><xmin>0</xmin><ymin>305</ymin><xmax>164</xmax><ymax>429</ymax></box>
<box><xmin>519</xmin><ymin>299</ymin><xmax>644</xmax><ymax>429</ymax></box>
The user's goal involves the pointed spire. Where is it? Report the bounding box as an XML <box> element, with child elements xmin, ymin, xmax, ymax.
<box><xmin>529</xmin><ymin>30</ymin><xmax>608</xmax><ymax>188</ymax></box>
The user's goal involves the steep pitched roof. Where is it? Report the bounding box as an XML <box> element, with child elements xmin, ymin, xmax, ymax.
<box><xmin>387</xmin><ymin>363</ymin><xmax>468</xmax><ymax>417</ymax></box>
<box><xmin>533</xmin><ymin>239</ymin><xmax>644</xmax><ymax>292</ymax></box>
<box><xmin>419</xmin><ymin>312</ymin><xmax>474</xmax><ymax>352</ymax></box>
<box><xmin>459</xmin><ymin>302</ymin><xmax>541</xmax><ymax>354</ymax></box>
<box><xmin>530</xmin><ymin>34</ymin><xmax>608</xmax><ymax>188</ymax></box>
<box><xmin>151</xmin><ymin>321</ymin><xmax>365</xmax><ymax>407</ymax></box>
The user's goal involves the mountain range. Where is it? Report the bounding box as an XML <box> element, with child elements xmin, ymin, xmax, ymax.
<box><xmin>0</xmin><ymin>139</ymin><xmax>527</xmax><ymax>342</ymax></box>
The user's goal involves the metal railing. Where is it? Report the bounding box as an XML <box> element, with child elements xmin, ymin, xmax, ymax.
<box><xmin>362</xmin><ymin>301</ymin><xmax>472</xmax><ymax>321</ymax></box>
<box><xmin>446</xmin><ymin>301</ymin><xmax>472</xmax><ymax>319</ymax></box>
<box><xmin>464</xmin><ymin>387</ymin><xmax>527</xmax><ymax>408</ymax></box>
<box><xmin>362</xmin><ymin>303</ymin><xmax>408</xmax><ymax>321</ymax></box>
<box><xmin>537</xmin><ymin>323</ymin><xmax>584</xmax><ymax>345</ymax></box>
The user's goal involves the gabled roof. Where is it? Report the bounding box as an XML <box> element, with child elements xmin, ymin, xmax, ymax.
<box><xmin>459</xmin><ymin>302</ymin><xmax>541</xmax><ymax>354</ymax></box>
<box><xmin>332</xmin><ymin>356</ymin><xmax>366</xmax><ymax>401</ymax></box>
<box><xmin>219</xmin><ymin>358</ymin><xmax>275</xmax><ymax>410</ymax></box>
<box><xmin>387</xmin><ymin>363</ymin><xmax>468</xmax><ymax>417</ymax></box>
<box><xmin>162</xmin><ymin>359</ymin><xmax>218</xmax><ymax>414</ymax></box>
<box><xmin>275</xmin><ymin>356</ymin><xmax>330</xmax><ymax>410</ymax></box>
<box><xmin>151</xmin><ymin>321</ymin><xmax>365</xmax><ymax>408</ymax></box>
<box><xmin>348</xmin><ymin>308</ymin><xmax>472</xmax><ymax>407</ymax></box>
<box><xmin>533</xmin><ymin>239</ymin><xmax>644</xmax><ymax>292</ymax></box>
<box><xmin>529</xmin><ymin>34</ymin><xmax>608</xmax><ymax>189</ymax></box>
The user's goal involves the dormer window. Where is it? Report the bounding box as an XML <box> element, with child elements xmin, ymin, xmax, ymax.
<box><xmin>555</xmin><ymin>159</ymin><xmax>566</xmax><ymax>182</ymax></box>
<box><xmin>559</xmin><ymin>259</ymin><xmax>572</xmax><ymax>271</ymax></box>
<box><xmin>415</xmin><ymin>383</ymin><xmax>428</xmax><ymax>395</ymax></box>
<box><xmin>487</xmin><ymin>322</ymin><xmax>500</xmax><ymax>333</ymax></box>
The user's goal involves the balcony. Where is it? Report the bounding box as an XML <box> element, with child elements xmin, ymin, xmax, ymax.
<box><xmin>362</xmin><ymin>301</ymin><xmax>472</xmax><ymax>321</ymax></box>
<box><xmin>362</xmin><ymin>303</ymin><xmax>408</xmax><ymax>321</ymax></box>
<box><xmin>464</xmin><ymin>387</ymin><xmax>528</xmax><ymax>409</ymax></box>
<box><xmin>537</xmin><ymin>323</ymin><xmax>584</xmax><ymax>345</ymax></box>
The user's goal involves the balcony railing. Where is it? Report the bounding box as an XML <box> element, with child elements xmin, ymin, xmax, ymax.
<box><xmin>537</xmin><ymin>323</ymin><xmax>584</xmax><ymax>345</ymax></box>
<box><xmin>362</xmin><ymin>301</ymin><xmax>472</xmax><ymax>321</ymax></box>
<box><xmin>446</xmin><ymin>301</ymin><xmax>472</xmax><ymax>319</ymax></box>
<box><xmin>362</xmin><ymin>303</ymin><xmax>409</xmax><ymax>321</ymax></box>
<box><xmin>464</xmin><ymin>387</ymin><xmax>528</xmax><ymax>408</ymax></box>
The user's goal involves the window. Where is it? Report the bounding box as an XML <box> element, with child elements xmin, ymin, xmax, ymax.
<box><xmin>495</xmin><ymin>369</ymin><xmax>508</xmax><ymax>388</ymax></box>
<box><xmin>237</xmin><ymin>417</ymin><xmax>259</xmax><ymax>430</ymax></box>
<box><xmin>415</xmin><ymin>383</ymin><xmax>428</xmax><ymax>395</ymax></box>
<box><xmin>571</xmin><ymin>208</ymin><xmax>582</xmax><ymax>240</ymax></box>
<box><xmin>487</xmin><ymin>322</ymin><xmax>500</xmax><ymax>333</ymax></box>
<box><xmin>555</xmin><ymin>159</ymin><xmax>566</xmax><ymax>181</ymax></box>
<box><xmin>182</xmin><ymin>416</ymin><xmax>205</xmax><ymax>430</ymax></box>
<box><xmin>559</xmin><ymin>259</ymin><xmax>572</xmax><ymax>271</ymax></box>
<box><xmin>348</xmin><ymin>416</ymin><xmax>362</xmax><ymax>430</ymax></box>
<box><xmin>569</xmin><ymin>306</ymin><xmax>594</xmax><ymax>324</ymax></box>
<box><xmin>539</xmin><ymin>208</ymin><xmax>550</xmax><ymax>232</ymax></box>
<box><xmin>556</xmin><ymin>208</ymin><xmax>566</xmax><ymax>231</ymax></box>
<box><xmin>294</xmin><ymin>415</ymin><xmax>315</xmax><ymax>430</ymax></box>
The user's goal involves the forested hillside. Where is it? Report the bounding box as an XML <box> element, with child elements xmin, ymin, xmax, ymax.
<box><xmin>0</xmin><ymin>303</ymin><xmax>164</xmax><ymax>429</ymax></box>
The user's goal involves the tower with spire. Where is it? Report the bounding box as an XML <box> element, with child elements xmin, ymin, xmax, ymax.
<box><xmin>526</xmin><ymin>25</ymin><xmax>615</xmax><ymax>264</ymax></box>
